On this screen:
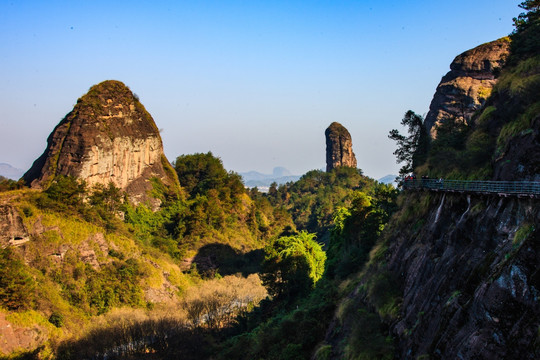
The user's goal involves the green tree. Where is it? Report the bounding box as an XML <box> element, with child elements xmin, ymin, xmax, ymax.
<box><xmin>45</xmin><ymin>176</ymin><xmax>87</xmax><ymax>208</ymax></box>
<box><xmin>261</xmin><ymin>231</ymin><xmax>326</xmax><ymax>301</ymax></box>
<box><xmin>511</xmin><ymin>0</ymin><xmax>540</xmax><ymax>61</ymax></box>
<box><xmin>89</xmin><ymin>182</ymin><xmax>123</xmax><ymax>212</ymax></box>
<box><xmin>0</xmin><ymin>248</ymin><xmax>36</xmax><ymax>310</ymax></box>
<box><xmin>513</xmin><ymin>0</ymin><xmax>540</xmax><ymax>29</ymax></box>
<box><xmin>388</xmin><ymin>110</ymin><xmax>429</xmax><ymax>180</ymax></box>
<box><xmin>174</xmin><ymin>152</ymin><xmax>234</xmax><ymax>197</ymax></box>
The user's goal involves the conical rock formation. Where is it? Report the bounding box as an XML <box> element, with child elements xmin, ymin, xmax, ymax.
<box><xmin>325</xmin><ymin>122</ymin><xmax>357</xmax><ymax>172</ymax></box>
<box><xmin>24</xmin><ymin>80</ymin><xmax>179</xmax><ymax>207</ymax></box>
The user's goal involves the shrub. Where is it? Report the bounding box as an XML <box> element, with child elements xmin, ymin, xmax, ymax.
<box><xmin>0</xmin><ymin>248</ymin><xmax>36</xmax><ymax>310</ymax></box>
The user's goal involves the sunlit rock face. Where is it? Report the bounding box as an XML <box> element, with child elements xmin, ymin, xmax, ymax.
<box><xmin>0</xmin><ymin>205</ymin><xmax>29</xmax><ymax>247</ymax></box>
<box><xmin>325</xmin><ymin>122</ymin><xmax>357</xmax><ymax>172</ymax></box>
<box><xmin>425</xmin><ymin>38</ymin><xmax>510</xmax><ymax>138</ymax></box>
<box><xmin>23</xmin><ymin>80</ymin><xmax>178</xmax><ymax>206</ymax></box>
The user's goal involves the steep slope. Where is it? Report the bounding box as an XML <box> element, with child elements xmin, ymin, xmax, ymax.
<box><xmin>424</xmin><ymin>38</ymin><xmax>510</xmax><ymax>138</ymax></box>
<box><xmin>318</xmin><ymin>15</ymin><xmax>540</xmax><ymax>359</ymax></box>
<box><xmin>23</xmin><ymin>80</ymin><xmax>179</xmax><ymax>207</ymax></box>
<box><xmin>388</xmin><ymin>194</ymin><xmax>538</xmax><ymax>358</ymax></box>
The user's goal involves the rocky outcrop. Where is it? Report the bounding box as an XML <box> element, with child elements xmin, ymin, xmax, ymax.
<box><xmin>425</xmin><ymin>38</ymin><xmax>510</xmax><ymax>138</ymax></box>
<box><xmin>385</xmin><ymin>193</ymin><xmax>540</xmax><ymax>359</ymax></box>
<box><xmin>0</xmin><ymin>312</ymin><xmax>48</xmax><ymax>356</ymax></box>
<box><xmin>325</xmin><ymin>122</ymin><xmax>357</xmax><ymax>172</ymax></box>
<box><xmin>0</xmin><ymin>205</ymin><xmax>29</xmax><ymax>247</ymax></box>
<box><xmin>23</xmin><ymin>80</ymin><xmax>179</xmax><ymax>207</ymax></box>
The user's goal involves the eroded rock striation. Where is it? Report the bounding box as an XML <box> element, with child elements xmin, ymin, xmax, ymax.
<box><xmin>0</xmin><ymin>205</ymin><xmax>29</xmax><ymax>247</ymax></box>
<box><xmin>387</xmin><ymin>194</ymin><xmax>540</xmax><ymax>359</ymax></box>
<box><xmin>425</xmin><ymin>38</ymin><xmax>510</xmax><ymax>138</ymax></box>
<box><xmin>325</xmin><ymin>122</ymin><xmax>357</xmax><ymax>172</ymax></box>
<box><xmin>23</xmin><ymin>80</ymin><xmax>179</xmax><ymax>207</ymax></box>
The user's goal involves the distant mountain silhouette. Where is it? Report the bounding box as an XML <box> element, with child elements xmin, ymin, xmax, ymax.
<box><xmin>0</xmin><ymin>163</ymin><xmax>24</xmax><ymax>180</ymax></box>
<box><xmin>378</xmin><ymin>174</ymin><xmax>398</xmax><ymax>186</ymax></box>
<box><xmin>240</xmin><ymin>167</ymin><xmax>300</xmax><ymax>188</ymax></box>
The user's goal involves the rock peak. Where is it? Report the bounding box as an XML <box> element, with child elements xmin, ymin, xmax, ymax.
<box><xmin>424</xmin><ymin>37</ymin><xmax>510</xmax><ymax>138</ymax></box>
<box><xmin>23</xmin><ymin>80</ymin><xmax>179</xmax><ymax>207</ymax></box>
<box><xmin>325</xmin><ymin>122</ymin><xmax>357</xmax><ymax>172</ymax></box>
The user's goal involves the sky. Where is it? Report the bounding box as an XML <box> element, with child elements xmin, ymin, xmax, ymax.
<box><xmin>0</xmin><ymin>0</ymin><xmax>520</xmax><ymax>180</ymax></box>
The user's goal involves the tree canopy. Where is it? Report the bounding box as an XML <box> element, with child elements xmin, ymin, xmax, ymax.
<box><xmin>388</xmin><ymin>110</ymin><xmax>429</xmax><ymax>180</ymax></box>
<box><xmin>261</xmin><ymin>231</ymin><xmax>326</xmax><ymax>301</ymax></box>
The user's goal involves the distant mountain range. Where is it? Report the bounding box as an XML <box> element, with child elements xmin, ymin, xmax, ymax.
<box><xmin>240</xmin><ymin>168</ymin><xmax>398</xmax><ymax>189</ymax></box>
<box><xmin>378</xmin><ymin>174</ymin><xmax>398</xmax><ymax>185</ymax></box>
<box><xmin>240</xmin><ymin>167</ymin><xmax>301</xmax><ymax>188</ymax></box>
<box><xmin>0</xmin><ymin>163</ymin><xmax>24</xmax><ymax>180</ymax></box>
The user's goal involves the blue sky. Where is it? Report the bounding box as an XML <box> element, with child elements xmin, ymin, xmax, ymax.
<box><xmin>0</xmin><ymin>1</ymin><xmax>520</xmax><ymax>179</ymax></box>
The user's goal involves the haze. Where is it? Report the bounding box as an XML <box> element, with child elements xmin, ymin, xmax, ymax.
<box><xmin>0</xmin><ymin>0</ymin><xmax>518</xmax><ymax>180</ymax></box>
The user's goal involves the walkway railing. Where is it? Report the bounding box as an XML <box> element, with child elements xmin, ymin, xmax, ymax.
<box><xmin>402</xmin><ymin>179</ymin><xmax>540</xmax><ymax>198</ymax></box>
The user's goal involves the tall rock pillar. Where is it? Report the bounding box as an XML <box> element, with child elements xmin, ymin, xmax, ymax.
<box><xmin>325</xmin><ymin>122</ymin><xmax>357</xmax><ymax>172</ymax></box>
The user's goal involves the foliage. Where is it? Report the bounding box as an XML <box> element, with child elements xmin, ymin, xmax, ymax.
<box><xmin>0</xmin><ymin>178</ymin><xmax>25</xmax><ymax>192</ymax></box>
<box><xmin>261</xmin><ymin>231</ymin><xmax>326</xmax><ymax>301</ymax></box>
<box><xmin>264</xmin><ymin>167</ymin><xmax>372</xmax><ymax>238</ymax></box>
<box><xmin>326</xmin><ymin>184</ymin><xmax>398</xmax><ymax>280</ymax></box>
<box><xmin>415</xmin><ymin>2</ymin><xmax>540</xmax><ymax>180</ymax></box>
<box><xmin>174</xmin><ymin>152</ymin><xmax>244</xmax><ymax>199</ymax></box>
<box><xmin>218</xmin><ymin>280</ymin><xmax>337</xmax><ymax>360</ymax></box>
<box><xmin>514</xmin><ymin>223</ymin><xmax>535</xmax><ymax>244</ymax></box>
<box><xmin>43</xmin><ymin>176</ymin><xmax>87</xmax><ymax>209</ymax></box>
<box><xmin>512</xmin><ymin>1</ymin><xmax>540</xmax><ymax>61</ymax></box>
<box><xmin>183</xmin><ymin>274</ymin><xmax>267</xmax><ymax>329</ymax></box>
<box><xmin>344</xmin><ymin>308</ymin><xmax>394</xmax><ymax>360</ymax></box>
<box><xmin>0</xmin><ymin>248</ymin><xmax>36</xmax><ymax>311</ymax></box>
<box><xmin>388</xmin><ymin>110</ymin><xmax>430</xmax><ymax>181</ymax></box>
<box><xmin>55</xmin><ymin>309</ymin><xmax>205</xmax><ymax>360</ymax></box>
<box><xmin>219</xmin><ymin>177</ymin><xmax>398</xmax><ymax>360</ymax></box>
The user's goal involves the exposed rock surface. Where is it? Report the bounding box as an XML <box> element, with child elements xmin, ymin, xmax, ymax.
<box><xmin>425</xmin><ymin>38</ymin><xmax>510</xmax><ymax>138</ymax></box>
<box><xmin>0</xmin><ymin>205</ymin><xmax>29</xmax><ymax>248</ymax></box>
<box><xmin>386</xmin><ymin>194</ymin><xmax>539</xmax><ymax>359</ymax></box>
<box><xmin>23</xmin><ymin>80</ymin><xmax>179</xmax><ymax>207</ymax></box>
<box><xmin>325</xmin><ymin>122</ymin><xmax>357</xmax><ymax>172</ymax></box>
<box><xmin>0</xmin><ymin>312</ymin><xmax>47</xmax><ymax>356</ymax></box>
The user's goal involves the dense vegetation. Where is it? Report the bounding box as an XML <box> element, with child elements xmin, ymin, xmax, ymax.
<box><xmin>2</xmin><ymin>3</ymin><xmax>538</xmax><ymax>358</ymax></box>
<box><xmin>0</xmin><ymin>157</ymin><xmax>397</xmax><ymax>359</ymax></box>
<box><xmin>388</xmin><ymin>2</ymin><xmax>539</xmax><ymax>181</ymax></box>
<box><xmin>215</xmin><ymin>180</ymin><xmax>398</xmax><ymax>360</ymax></box>
<box><xmin>260</xmin><ymin>167</ymin><xmax>372</xmax><ymax>239</ymax></box>
<box><xmin>0</xmin><ymin>152</ymin><xmax>294</xmax><ymax>359</ymax></box>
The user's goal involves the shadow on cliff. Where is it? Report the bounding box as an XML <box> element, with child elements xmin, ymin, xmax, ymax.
<box><xmin>191</xmin><ymin>243</ymin><xmax>264</xmax><ymax>278</ymax></box>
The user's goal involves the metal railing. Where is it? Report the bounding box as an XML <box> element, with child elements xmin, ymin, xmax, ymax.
<box><xmin>402</xmin><ymin>179</ymin><xmax>540</xmax><ymax>197</ymax></box>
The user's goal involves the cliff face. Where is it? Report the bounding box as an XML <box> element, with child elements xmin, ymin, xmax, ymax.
<box><xmin>425</xmin><ymin>38</ymin><xmax>510</xmax><ymax>138</ymax></box>
<box><xmin>23</xmin><ymin>80</ymin><xmax>179</xmax><ymax>206</ymax></box>
<box><xmin>386</xmin><ymin>194</ymin><xmax>539</xmax><ymax>359</ymax></box>
<box><xmin>325</xmin><ymin>122</ymin><xmax>357</xmax><ymax>172</ymax></box>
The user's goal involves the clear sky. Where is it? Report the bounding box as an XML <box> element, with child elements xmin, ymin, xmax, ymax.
<box><xmin>0</xmin><ymin>0</ymin><xmax>520</xmax><ymax>180</ymax></box>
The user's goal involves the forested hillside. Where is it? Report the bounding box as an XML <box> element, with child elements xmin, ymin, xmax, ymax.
<box><xmin>1</xmin><ymin>2</ymin><xmax>538</xmax><ymax>359</ymax></box>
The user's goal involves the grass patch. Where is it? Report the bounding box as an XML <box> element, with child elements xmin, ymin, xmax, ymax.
<box><xmin>514</xmin><ymin>223</ymin><xmax>535</xmax><ymax>245</ymax></box>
